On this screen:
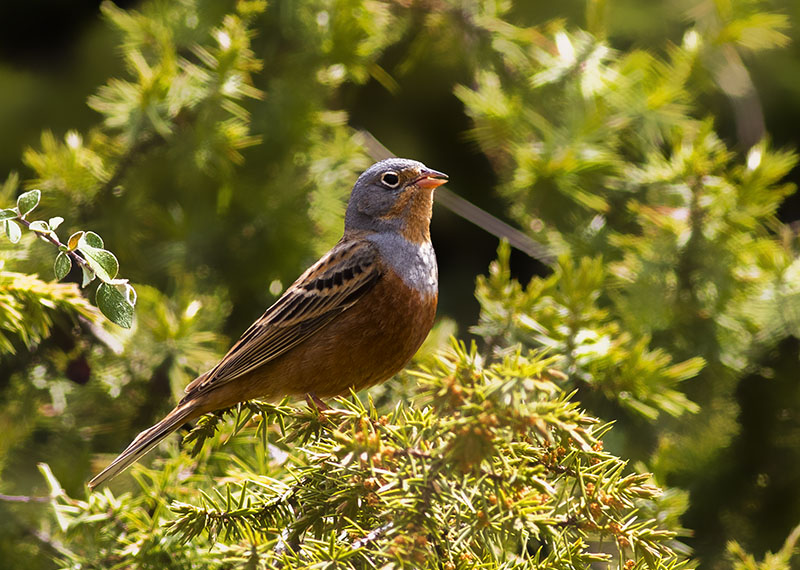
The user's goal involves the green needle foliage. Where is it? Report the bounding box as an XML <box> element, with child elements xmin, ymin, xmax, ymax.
<box><xmin>475</xmin><ymin>243</ymin><xmax>704</xmax><ymax>421</ymax></box>
<box><xmin>454</xmin><ymin>5</ymin><xmax>800</xmax><ymax>551</ymax></box>
<box><xmin>1</xmin><ymin>0</ymin><xmax>799</xmax><ymax>569</ymax></box>
<box><xmin>43</xmin><ymin>342</ymin><xmax>689</xmax><ymax>569</ymax></box>
<box><xmin>0</xmin><ymin>267</ymin><xmax>103</xmax><ymax>355</ymax></box>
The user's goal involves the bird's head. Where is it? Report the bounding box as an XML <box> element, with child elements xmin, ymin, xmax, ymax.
<box><xmin>344</xmin><ymin>158</ymin><xmax>448</xmax><ymax>243</ymax></box>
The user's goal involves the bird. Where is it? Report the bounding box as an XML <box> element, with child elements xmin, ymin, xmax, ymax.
<box><xmin>88</xmin><ymin>158</ymin><xmax>448</xmax><ymax>489</ymax></box>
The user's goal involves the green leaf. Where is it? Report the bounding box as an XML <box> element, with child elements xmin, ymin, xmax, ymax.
<box><xmin>29</xmin><ymin>220</ymin><xmax>50</xmax><ymax>233</ymax></box>
<box><xmin>78</xmin><ymin>234</ymin><xmax>119</xmax><ymax>283</ymax></box>
<box><xmin>96</xmin><ymin>282</ymin><xmax>134</xmax><ymax>328</ymax></box>
<box><xmin>6</xmin><ymin>220</ymin><xmax>21</xmax><ymax>243</ymax></box>
<box><xmin>81</xmin><ymin>248</ymin><xmax>119</xmax><ymax>283</ymax></box>
<box><xmin>17</xmin><ymin>189</ymin><xmax>40</xmax><ymax>217</ymax></box>
<box><xmin>54</xmin><ymin>252</ymin><xmax>72</xmax><ymax>281</ymax></box>
<box><xmin>0</xmin><ymin>209</ymin><xmax>16</xmax><ymax>221</ymax></box>
<box><xmin>81</xmin><ymin>231</ymin><xmax>104</xmax><ymax>248</ymax></box>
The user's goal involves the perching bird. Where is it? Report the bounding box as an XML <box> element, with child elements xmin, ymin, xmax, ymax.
<box><xmin>89</xmin><ymin>158</ymin><xmax>448</xmax><ymax>489</ymax></box>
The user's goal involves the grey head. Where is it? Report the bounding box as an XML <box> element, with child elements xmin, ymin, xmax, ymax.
<box><xmin>344</xmin><ymin>158</ymin><xmax>448</xmax><ymax>237</ymax></box>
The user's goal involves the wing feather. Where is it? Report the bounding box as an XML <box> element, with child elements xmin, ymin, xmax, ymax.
<box><xmin>184</xmin><ymin>239</ymin><xmax>381</xmax><ymax>397</ymax></box>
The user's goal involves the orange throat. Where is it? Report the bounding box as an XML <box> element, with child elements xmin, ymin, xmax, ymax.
<box><xmin>393</xmin><ymin>188</ymin><xmax>435</xmax><ymax>244</ymax></box>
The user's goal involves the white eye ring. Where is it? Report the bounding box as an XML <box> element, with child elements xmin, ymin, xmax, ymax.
<box><xmin>380</xmin><ymin>171</ymin><xmax>400</xmax><ymax>188</ymax></box>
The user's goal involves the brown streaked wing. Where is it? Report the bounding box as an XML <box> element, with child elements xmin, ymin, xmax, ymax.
<box><xmin>185</xmin><ymin>239</ymin><xmax>382</xmax><ymax>397</ymax></box>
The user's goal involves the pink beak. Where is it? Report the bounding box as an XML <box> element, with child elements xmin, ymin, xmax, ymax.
<box><xmin>413</xmin><ymin>168</ymin><xmax>449</xmax><ymax>190</ymax></box>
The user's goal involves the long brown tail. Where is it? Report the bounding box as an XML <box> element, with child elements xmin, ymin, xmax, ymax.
<box><xmin>88</xmin><ymin>402</ymin><xmax>199</xmax><ymax>489</ymax></box>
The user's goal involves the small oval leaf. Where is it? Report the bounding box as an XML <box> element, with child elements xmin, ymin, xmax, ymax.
<box><xmin>78</xmin><ymin>232</ymin><xmax>118</xmax><ymax>282</ymax></box>
<box><xmin>97</xmin><ymin>282</ymin><xmax>134</xmax><ymax>329</ymax></box>
<box><xmin>81</xmin><ymin>231</ymin><xmax>104</xmax><ymax>248</ymax></box>
<box><xmin>17</xmin><ymin>189</ymin><xmax>41</xmax><ymax>217</ymax></box>
<box><xmin>6</xmin><ymin>220</ymin><xmax>21</xmax><ymax>243</ymax></box>
<box><xmin>48</xmin><ymin>216</ymin><xmax>64</xmax><ymax>230</ymax></box>
<box><xmin>54</xmin><ymin>252</ymin><xmax>72</xmax><ymax>281</ymax></box>
<box><xmin>0</xmin><ymin>209</ymin><xmax>16</xmax><ymax>221</ymax></box>
<box><xmin>67</xmin><ymin>231</ymin><xmax>84</xmax><ymax>251</ymax></box>
<box><xmin>29</xmin><ymin>220</ymin><xmax>50</xmax><ymax>233</ymax></box>
<box><xmin>78</xmin><ymin>246</ymin><xmax>119</xmax><ymax>283</ymax></box>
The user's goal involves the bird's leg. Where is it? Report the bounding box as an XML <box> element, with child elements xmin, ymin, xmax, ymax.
<box><xmin>305</xmin><ymin>392</ymin><xmax>330</xmax><ymax>412</ymax></box>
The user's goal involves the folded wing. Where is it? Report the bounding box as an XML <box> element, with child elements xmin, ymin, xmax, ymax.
<box><xmin>183</xmin><ymin>239</ymin><xmax>382</xmax><ymax>398</ymax></box>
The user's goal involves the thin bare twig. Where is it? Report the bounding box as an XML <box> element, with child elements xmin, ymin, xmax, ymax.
<box><xmin>357</xmin><ymin>130</ymin><xmax>558</xmax><ymax>266</ymax></box>
<box><xmin>0</xmin><ymin>493</ymin><xmax>50</xmax><ymax>503</ymax></box>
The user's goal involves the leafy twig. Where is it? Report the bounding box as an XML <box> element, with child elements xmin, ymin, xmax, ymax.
<box><xmin>13</xmin><ymin>215</ymin><xmax>92</xmax><ymax>273</ymax></box>
<box><xmin>1</xmin><ymin>189</ymin><xmax>136</xmax><ymax>328</ymax></box>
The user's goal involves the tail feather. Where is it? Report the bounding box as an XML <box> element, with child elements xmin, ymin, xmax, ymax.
<box><xmin>89</xmin><ymin>403</ymin><xmax>198</xmax><ymax>489</ymax></box>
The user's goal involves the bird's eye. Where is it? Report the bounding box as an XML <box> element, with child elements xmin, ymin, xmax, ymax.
<box><xmin>380</xmin><ymin>171</ymin><xmax>400</xmax><ymax>188</ymax></box>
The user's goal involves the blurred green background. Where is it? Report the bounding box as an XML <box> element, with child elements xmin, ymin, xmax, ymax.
<box><xmin>2</xmin><ymin>0</ymin><xmax>800</xmax><ymax>568</ymax></box>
